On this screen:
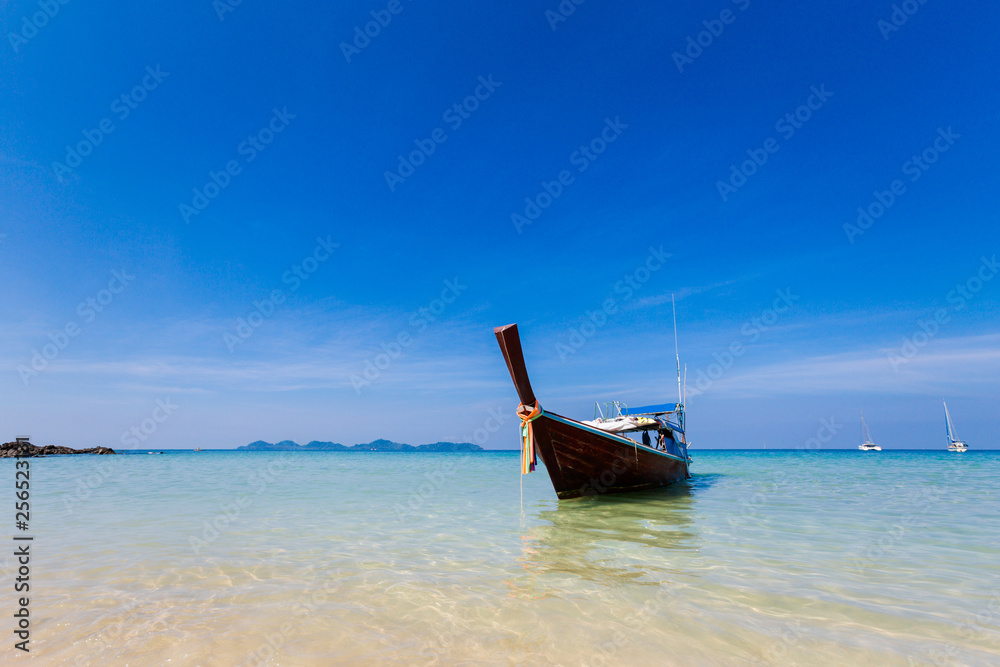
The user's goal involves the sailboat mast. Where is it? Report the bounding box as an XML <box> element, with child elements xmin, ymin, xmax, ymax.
<box><xmin>944</xmin><ymin>401</ymin><xmax>957</xmax><ymax>442</ymax></box>
<box><xmin>944</xmin><ymin>401</ymin><xmax>951</xmax><ymax>441</ymax></box>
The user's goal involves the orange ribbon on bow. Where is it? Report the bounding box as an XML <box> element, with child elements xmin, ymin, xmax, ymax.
<box><xmin>517</xmin><ymin>403</ymin><xmax>542</xmax><ymax>474</ymax></box>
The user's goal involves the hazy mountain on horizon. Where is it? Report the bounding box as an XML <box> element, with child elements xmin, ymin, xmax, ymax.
<box><xmin>237</xmin><ymin>439</ymin><xmax>483</xmax><ymax>452</ymax></box>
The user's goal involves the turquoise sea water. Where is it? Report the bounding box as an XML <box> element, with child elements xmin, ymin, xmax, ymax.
<box><xmin>7</xmin><ymin>450</ymin><xmax>1000</xmax><ymax>665</ymax></box>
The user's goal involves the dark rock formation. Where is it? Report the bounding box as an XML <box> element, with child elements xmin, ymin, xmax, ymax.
<box><xmin>1</xmin><ymin>441</ymin><xmax>116</xmax><ymax>458</ymax></box>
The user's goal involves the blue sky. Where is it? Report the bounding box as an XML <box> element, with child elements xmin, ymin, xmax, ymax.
<box><xmin>2</xmin><ymin>0</ymin><xmax>998</xmax><ymax>450</ymax></box>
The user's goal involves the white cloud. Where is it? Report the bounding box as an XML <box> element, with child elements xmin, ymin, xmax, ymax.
<box><xmin>692</xmin><ymin>333</ymin><xmax>1000</xmax><ymax>398</ymax></box>
<box><xmin>631</xmin><ymin>276</ymin><xmax>749</xmax><ymax>309</ymax></box>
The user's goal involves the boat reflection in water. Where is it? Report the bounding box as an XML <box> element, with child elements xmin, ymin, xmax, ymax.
<box><xmin>507</xmin><ymin>479</ymin><xmax>712</xmax><ymax>600</ymax></box>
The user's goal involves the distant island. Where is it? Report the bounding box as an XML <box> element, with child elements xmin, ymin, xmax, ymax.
<box><xmin>237</xmin><ymin>438</ymin><xmax>483</xmax><ymax>452</ymax></box>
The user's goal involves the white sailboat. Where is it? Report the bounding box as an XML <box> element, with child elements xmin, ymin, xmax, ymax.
<box><xmin>943</xmin><ymin>401</ymin><xmax>968</xmax><ymax>452</ymax></box>
<box><xmin>858</xmin><ymin>410</ymin><xmax>881</xmax><ymax>451</ymax></box>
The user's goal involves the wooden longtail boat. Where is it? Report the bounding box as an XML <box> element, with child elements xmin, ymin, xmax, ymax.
<box><xmin>494</xmin><ymin>323</ymin><xmax>692</xmax><ymax>499</ymax></box>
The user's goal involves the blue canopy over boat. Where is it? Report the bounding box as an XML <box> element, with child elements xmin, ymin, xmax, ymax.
<box><xmin>626</xmin><ymin>403</ymin><xmax>678</xmax><ymax>415</ymax></box>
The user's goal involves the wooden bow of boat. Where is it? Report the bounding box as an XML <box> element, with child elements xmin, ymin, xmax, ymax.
<box><xmin>494</xmin><ymin>324</ymin><xmax>536</xmax><ymax>408</ymax></box>
<box><xmin>494</xmin><ymin>323</ymin><xmax>691</xmax><ymax>499</ymax></box>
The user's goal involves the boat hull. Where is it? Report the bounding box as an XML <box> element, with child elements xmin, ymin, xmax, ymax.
<box><xmin>531</xmin><ymin>411</ymin><xmax>690</xmax><ymax>499</ymax></box>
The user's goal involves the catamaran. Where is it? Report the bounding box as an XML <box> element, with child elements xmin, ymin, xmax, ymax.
<box><xmin>494</xmin><ymin>318</ymin><xmax>691</xmax><ymax>498</ymax></box>
<box><xmin>943</xmin><ymin>401</ymin><xmax>969</xmax><ymax>452</ymax></box>
<box><xmin>858</xmin><ymin>410</ymin><xmax>881</xmax><ymax>451</ymax></box>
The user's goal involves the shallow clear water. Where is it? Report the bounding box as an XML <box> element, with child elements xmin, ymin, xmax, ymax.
<box><xmin>6</xmin><ymin>450</ymin><xmax>1000</xmax><ymax>665</ymax></box>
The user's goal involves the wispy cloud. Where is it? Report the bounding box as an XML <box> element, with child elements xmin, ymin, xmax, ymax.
<box><xmin>694</xmin><ymin>334</ymin><xmax>1000</xmax><ymax>398</ymax></box>
<box><xmin>1</xmin><ymin>304</ymin><xmax>504</xmax><ymax>396</ymax></box>
<box><xmin>632</xmin><ymin>276</ymin><xmax>749</xmax><ymax>310</ymax></box>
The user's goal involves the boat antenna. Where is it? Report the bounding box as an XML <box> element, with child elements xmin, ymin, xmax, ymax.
<box><xmin>683</xmin><ymin>364</ymin><xmax>687</xmax><ymax>407</ymax></box>
<box><xmin>682</xmin><ymin>363</ymin><xmax>688</xmax><ymax>435</ymax></box>
<box><xmin>672</xmin><ymin>294</ymin><xmax>682</xmax><ymax>406</ymax></box>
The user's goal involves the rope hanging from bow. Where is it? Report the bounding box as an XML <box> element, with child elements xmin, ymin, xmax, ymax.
<box><xmin>517</xmin><ymin>402</ymin><xmax>543</xmax><ymax>474</ymax></box>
